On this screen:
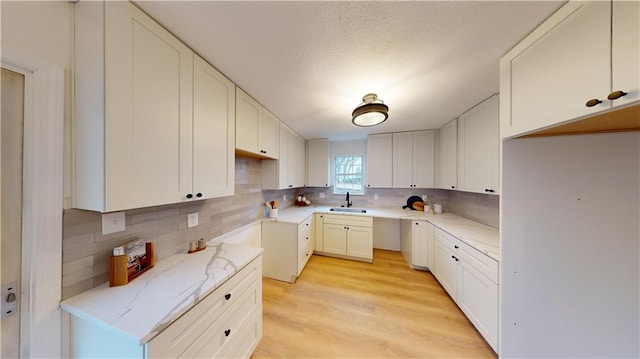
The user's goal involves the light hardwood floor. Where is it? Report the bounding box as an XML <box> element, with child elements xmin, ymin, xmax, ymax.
<box><xmin>253</xmin><ymin>249</ymin><xmax>497</xmax><ymax>358</ymax></box>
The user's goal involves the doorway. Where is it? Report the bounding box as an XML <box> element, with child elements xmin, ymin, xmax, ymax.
<box><xmin>1</xmin><ymin>67</ymin><xmax>25</xmax><ymax>358</ymax></box>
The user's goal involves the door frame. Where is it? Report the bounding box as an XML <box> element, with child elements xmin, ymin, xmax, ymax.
<box><xmin>2</xmin><ymin>47</ymin><xmax>64</xmax><ymax>358</ymax></box>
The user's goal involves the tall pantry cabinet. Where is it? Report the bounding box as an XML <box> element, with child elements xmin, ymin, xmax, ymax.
<box><xmin>74</xmin><ymin>1</ymin><xmax>235</xmax><ymax>212</ymax></box>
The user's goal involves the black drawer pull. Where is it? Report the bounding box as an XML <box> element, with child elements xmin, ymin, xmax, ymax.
<box><xmin>585</xmin><ymin>98</ymin><xmax>602</xmax><ymax>107</ymax></box>
<box><xmin>224</xmin><ymin>293</ymin><xmax>231</xmax><ymax>300</ymax></box>
<box><xmin>224</xmin><ymin>329</ymin><xmax>231</xmax><ymax>337</ymax></box>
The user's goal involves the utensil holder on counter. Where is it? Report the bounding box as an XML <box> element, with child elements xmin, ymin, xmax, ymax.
<box><xmin>269</xmin><ymin>208</ymin><xmax>278</xmax><ymax>219</ymax></box>
<box><xmin>109</xmin><ymin>242</ymin><xmax>155</xmax><ymax>287</ymax></box>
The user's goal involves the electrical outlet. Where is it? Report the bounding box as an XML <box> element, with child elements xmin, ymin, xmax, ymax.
<box><xmin>283</xmin><ymin>194</ymin><xmax>287</xmax><ymax>201</ymax></box>
<box><xmin>374</xmin><ymin>193</ymin><xmax>379</xmax><ymax>200</ymax></box>
<box><xmin>319</xmin><ymin>192</ymin><xmax>325</xmax><ymax>199</ymax></box>
<box><xmin>102</xmin><ymin>212</ymin><xmax>126</xmax><ymax>235</ymax></box>
<box><xmin>187</xmin><ymin>213</ymin><xmax>198</xmax><ymax>228</ymax></box>
<box><xmin>422</xmin><ymin>195</ymin><xmax>428</xmax><ymax>202</ymax></box>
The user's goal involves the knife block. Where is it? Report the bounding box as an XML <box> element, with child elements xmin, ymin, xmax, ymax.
<box><xmin>109</xmin><ymin>242</ymin><xmax>155</xmax><ymax>287</ymax></box>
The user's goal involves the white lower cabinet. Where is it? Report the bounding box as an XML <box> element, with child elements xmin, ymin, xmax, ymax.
<box><xmin>400</xmin><ymin>220</ymin><xmax>435</xmax><ymax>269</ymax></box>
<box><xmin>68</xmin><ymin>256</ymin><xmax>262</xmax><ymax>359</ymax></box>
<box><xmin>318</xmin><ymin>214</ymin><xmax>373</xmax><ymax>262</ymax></box>
<box><xmin>433</xmin><ymin>228</ymin><xmax>498</xmax><ymax>352</ymax></box>
<box><xmin>261</xmin><ymin>214</ymin><xmax>314</xmax><ymax>283</ymax></box>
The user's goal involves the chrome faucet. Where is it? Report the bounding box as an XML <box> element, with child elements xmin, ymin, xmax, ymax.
<box><xmin>346</xmin><ymin>192</ymin><xmax>352</xmax><ymax>207</ymax></box>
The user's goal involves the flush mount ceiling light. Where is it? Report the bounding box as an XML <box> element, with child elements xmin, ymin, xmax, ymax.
<box><xmin>351</xmin><ymin>93</ymin><xmax>389</xmax><ymax>127</ymax></box>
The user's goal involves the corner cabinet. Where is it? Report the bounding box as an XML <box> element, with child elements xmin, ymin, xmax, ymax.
<box><xmin>436</xmin><ymin>119</ymin><xmax>458</xmax><ymax>190</ymax></box>
<box><xmin>306</xmin><ymin>139</ymin><xmax>330</xmax><ymax>187</ymax></box>
<box><xmin>392</xmin><ymin>131</ymin><xmax>436</xmax><ymax>189</ymax></box>
<box><xmin>500</xmin><ymin>0</ymin><xmax>640</xmax><ymax>139</ymax></box>
<box><xmin>74</xmin><ymin>1</ymin><xmax>234</xmax><ymax>212</ymax></box>
<box><xmin>400</xmin><ymin>220</ymin><xmax>435</xmax><ymax>270</ymax></box>
<box><xmin>457</xmin><ymin>95</ymin><xmax>500</xmax><ymax>195</ymax></box>
<box><xmin>235</xmin><ymin>87</ymin><xmax>279</xmax><ymax>159</ymax></box>
<box><xmin>433</xmin><ymin>228</ymin><xmax>498</xmax><ymax>352</ymax></box>
<box><xmin>319</xmin><ymin>214</ymin><xmax>373</xmax><ymax>262</ymax></box>
<box><xmin>366</xmin><ymin>133</ymin><xmax>393</xmax><ymax>188</ymax></box>
<box><xmin>262</xmin><ymin>123</ymin><xmax>305</xmax><ymax>189</ymax></box>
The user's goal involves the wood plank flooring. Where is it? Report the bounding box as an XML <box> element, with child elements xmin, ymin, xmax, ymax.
<box><xmin>252</xmin><ymin>249</ymin><xmax>497</xmax><ymax>358</ymax></box>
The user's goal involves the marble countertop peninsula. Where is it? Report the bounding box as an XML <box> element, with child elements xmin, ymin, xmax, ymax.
<box><xmin>269</xmin><ymin>206</ymin><xmax>500</xmax><ymax>261</ymax></box>
<box><xmin>60</xmin><ymin>242</ymin><xmax>263</xmax><ymax>345</ymax></box>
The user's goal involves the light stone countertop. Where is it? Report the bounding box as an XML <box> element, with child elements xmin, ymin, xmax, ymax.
<box><xmin>60</xmin><ymin>242</ymin><xmax>263</xmax><ymax>345</ymax></box>
<box><xmin>268</xmin><ymin>205</ymin><xmax>500</xmax><ymax>261</ymax></box>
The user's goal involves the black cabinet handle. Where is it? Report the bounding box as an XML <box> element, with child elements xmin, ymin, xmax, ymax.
<box><xmin>288</xmin><ymin>185</ymin><xmax>293</xmax><ymax>188</ymax></box>
<box><xmin>585</xmin><ymin>98</ymin><xmax>602</xmax><ymax>107</ymax></box>
<box><xmin>224</xmin><ymin>329</ymin><xmax>231</xmax><ymax>337</ymax></box>
<box><xmin>415</xmin><ymin>222</ymin><xmax>419</xmax><ymax>226</ymax></box>
<box><xmin>454</xmin><ymin>245</ymin><xmax>459</xmax><ymax>249</ymax></box>
<box><xmin>367</xmin><ymin>184</ymin><xmax>371</xmax><ymax>187</ymax></box>
<box><xmin>186</xmin><ymin>193</ymin><xmax>193</xmax><ymax>199</ymax></box>
<box><xmin>196</xmin><ymin>193</ymin><xmax>203</xmax><ymax>198</ymax></box>
<box><xmin>455</xmin><ymin>257</ymin><xmax>459</xmax><ymax>262</ymax></box>
<box><xmin>485</xmin><ymin>189</ymin><xmax>490</xmax><ymax>192</ymax></box>
<box><xmin>607</xmin><ymin>90</ymin><xmax>627</xmax><ymax>100</ymax></box>
<box><xmin>451</xmin><ymin>186</ymin><xmax>455</xmax><ymax>189</ymax></box>
<box><xmin>224</xmin><ymin>293</ymin><xmax>231</xmax><ymax>300</ymax></box>
<box><xmin>451</xmin><ymin>255</ymin><xmax>455</xmax><ymax>259</ymax></box>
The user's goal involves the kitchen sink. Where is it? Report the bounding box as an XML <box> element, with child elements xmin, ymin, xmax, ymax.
<box><xmin>329</xmin><ymin>207</ymin><xmax>367</xmax><ymax>213</ymax></box>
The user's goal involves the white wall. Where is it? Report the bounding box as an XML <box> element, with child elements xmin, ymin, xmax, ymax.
<box><xmin>500</xmin><ymin>132</ymin><xmax>640</xmax><ymax>358</ymax></box>
<box><xmin>1</xmin><ymin>0</ymin><xmax>73</xmax><ymax>208</ymax></box>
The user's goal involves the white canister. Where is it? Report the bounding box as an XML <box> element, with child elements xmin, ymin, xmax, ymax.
<box><xmin>433</xmin><ymin>204</ymin><xmax>442</xmax><ymax>214</ymax></box>
<box><xmin>269</xmin><ymin>208</ymin><xmax>278</xmax><ymax>219</ymax></box>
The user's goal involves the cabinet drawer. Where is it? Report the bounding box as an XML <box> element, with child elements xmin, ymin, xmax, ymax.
<box><xmin>457</xmin><ymin>242</ymin><xmax>499</xmax><ymax>284</ymax></box>
<box><xmin>297</xmin><ymin>238</ymin><xmax>314</xmax><ymax>275</ymax></box>
<box><xmin>178</xmin><ymin>281</ymin><xmax>260</xmax><ymax>358</ymax></box>
<box><xmin>219</xmin><ymin>309</ymin><xmax>261</xmax><ymax>359</ymax></box>
<box><xmin>323</xmin><ymin>214</ymin><xmax>372</xmax><ymax>227</ymax></box>
<box><xmin>297</xmin><ymin>215</ymin><xmax>312</xmax><ymax>234</ymax></box>
<box><xmin>147</xmin><ymin>257</ymin><xmax>261</xmax><ymax>358</ymax></box>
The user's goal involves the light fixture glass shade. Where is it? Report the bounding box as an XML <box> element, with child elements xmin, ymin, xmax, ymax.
<box><xmin>351</xmin><ymin>94</ymin><xmax>389</xmax><ymax>127</ymax></box>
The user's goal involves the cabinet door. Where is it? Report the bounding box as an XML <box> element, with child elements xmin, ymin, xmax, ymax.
<box><xmin>366</xmin><ymin>133</ymin><xmax>393</xmax><ymax>188</ymax></box>
<box><xmin>235</xmin><ymin>87</ymin><xmax>261</xmax><ymax>154</ymax></box>
<box><xmin>193</xmin><ymin>55</ymin><xmax>235</xmax><ymax>199</ymax></box>
<box><xmin>434</xmin><ymin>238</ymin><xmax>458</xmax><ymax>299</ymax></box>
<box><xmin>323</xmin><ymin>223</ymin><xmax>347</xmax><ymax>255</ymax></box>
<box><xmin>458</xmin><ymin>260</ymin><xmax>499</xmax><ymax>351</ymax></box>
<box><xmin>290</xmin><ymin>132</ymin><xmax>306</xmax><ymax>188</ymax></box>
<box><xmin>612</xmin><ymin>0</ymin><xmax>640</xmax><ymax>108</ymax></box>
<box><xmin>412</xmin><ymin>221</ymin><xmax>433</xmax><ymax>268</ymax></box>
<box><xmin>307</xmin><ymin>139</ymin><xmax>330</xmax><ymax>187</ymax></box>
<box><xmin>105</xmin><ymin>2</ymin><xmax>194</xmax><ymax>210</ymax></box>
<box><xmin>412</xmin><ymin>130</ymin><xmax>436</xmax><ymax>189</ymax></box>
<box><xmin>346</xmin><ymin>226</ymin><xmax>373</xmax><ymax>261</ymax></box>
<box><xmin>314</xmin><ymin>214</ymin><xmax>324</xmax><ymax>251</ymax></box>
<box><xmin>278</xmin><ymin>124</ymin><xmax>291</xmax><ymax>188</ymax></box>
<box><xmin>261</xmin><ymin>109</ymin><xmax>280</xmax><ymax>159</ymax></box>
<box><xmin>458</xmin><ymin>95</ymin><xmax>500</xmax><ymax>194</ymax></box>
<box><xmin>500</xmin><ymin>1</ymin><xmax>611</xmax><ymax>138</ymax></box>
<box><xmin>436</xmin><ymin>119</ymin><xmax>457</xmax><ymax>190</ymax></box>
<box><xmin>392</xmin><ymin>132</ymin><xmax>414</xmax><ymax>188</ymax></box>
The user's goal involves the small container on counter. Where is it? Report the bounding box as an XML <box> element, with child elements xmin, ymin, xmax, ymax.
<box><xmin>433</xmin><ymin>204</ymin><xmax>442</xmax><ymax>214</ymax></box>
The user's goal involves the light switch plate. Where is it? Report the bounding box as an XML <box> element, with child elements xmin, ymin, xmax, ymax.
<box><xmin>102</xmin><ymin>212</ymin><xmax>126</xmax><ymax>235</ymax></box>
<box><xmin>283</xmin><ymin>194</ymin><xmax>287</xmax><ymax>201</ymax></box>
<box><xmin>374</xmin><ymin>194</ymin><xmax>379</xmax><ymax>200</ymax></box>
<box><xmin>187</xmin><ymin>213</ymin><xmax>198</xmax><ymax>228</ymax></box>
<box><xmin>1</xmin><ymin>281</ymin><xmax>18</xmax><ymax>320</ymax></box>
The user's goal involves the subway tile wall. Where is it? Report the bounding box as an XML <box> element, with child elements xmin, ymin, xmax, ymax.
<box><xmin>62</xmin><ymin>156</ymin><xmax>499</xmax><ymax>299</ymax></box>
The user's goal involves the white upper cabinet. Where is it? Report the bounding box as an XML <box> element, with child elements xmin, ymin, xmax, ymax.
<box><xmin>366</xmin><ymin>133</ymin><xmax>393</xmax><ymax>188</ymax></box>
<box><xmin>192</xmin><ymin>55</ymin><xmax>236</xmax><ymax>199</ymax></box>
<box><xmin>74</xmin><ymin>1</ymin><xmax>233</xmax><ymax>212</ymax></box>
<box><xmin>235</xmin><ymin>87</ymin><xmax>279</xmax><ymax>159</ymax></box>
<box><xmin>500</xmin><ymin>0</ymin><xmax>640</xmax><ymax>139</ymax></box>
<box><xmin>458</xmin><ymin>95</ymin><xmax>500</xmax><ymax>195</ymax></box>
<box><xmin>262</xmin><ymin>123</ymin><xmax>305</xmax><ymax>189</ymax></box>
<box><xmin>392</xmin><ymin>131</ymin><xmax>436</xmax><ymax>188</ymax></box>
<box><xmin>436</xmin><ymin>119</ymin><xmax>458</xmax><ymax>190</ymax></box>
<box><xmin>307</xmin><ymin>139</ymin><xmax>330</xmax><ymax>187</ymax></box>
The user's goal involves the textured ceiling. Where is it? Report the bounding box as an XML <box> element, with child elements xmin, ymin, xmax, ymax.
<box><xmin>133</xmin><ymin>1</ymin><xmax>565</xmax><ymax>141</ymax></box>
